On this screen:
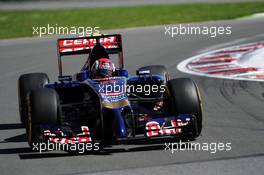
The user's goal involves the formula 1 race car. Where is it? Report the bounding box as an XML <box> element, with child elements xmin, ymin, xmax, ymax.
<box><xmin>18</xmin><ymin>34</ymin><xmax>202</xmax><ymax>151</ymax></box>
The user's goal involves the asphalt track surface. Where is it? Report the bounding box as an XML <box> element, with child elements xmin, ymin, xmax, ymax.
<box><xmin>0</xmin><ymin>0</ymin><xmax>263</xmax><ymax>11</ymax></box>
<box><xmin>0</xmin><ymin>18</ymin><xmax>264</xmax><ymax>175</ymax></box>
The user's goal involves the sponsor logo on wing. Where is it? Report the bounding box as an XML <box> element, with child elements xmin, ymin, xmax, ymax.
<box><xmin>146</xmin><ymin>121</ymin><xmax>160</xmax><ymax>131</ymax></box>
<box><xmin>49</xmin><ymin>137</ymin><xmax>92</xmax><ymax>144</ymax></box>
<box><xmin>59</xmin><ymin>37</ymin><xmax>118</xmax><ymax>53</ymax></box>
<box><xmin>77</xmin><ymin>126</ymin><xmax>90</xmax><ymax>136</ymax></box>
<box><xmin>145</xmin><ymin>119</ymin><xmax>188</xmax><ymax>137</ymax></box>
<box><xmin>44</xmin><ymin>126</ymin><xmax>92</xmax><ymax>144</ymax></box>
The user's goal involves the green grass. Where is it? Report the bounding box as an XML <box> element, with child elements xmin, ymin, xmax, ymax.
<box><xmin>0</xmin><ymin>2</ymin><xmax>264</xmax><ymax>39</ymax></box>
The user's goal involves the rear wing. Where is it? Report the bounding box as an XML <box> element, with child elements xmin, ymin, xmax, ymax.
<box><xmin>57</xmin><ymin>34</ymin><xmax>124</xmax><ymax>76</ymax></box>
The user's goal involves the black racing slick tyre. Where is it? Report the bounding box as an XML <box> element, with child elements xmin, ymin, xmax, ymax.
<box><xmin>27</xmin><ymin>88</ymin><xmax>60</xmax><ymax>148</ymax></box>
<box><xmin>138</xmin><ymin>65</ymin><xmax>169</xmax><ymax>82</ymax></box>
<box><xmin>18</xmin><ymin>73</ymin><xmax>49</xmax><ymax>125</ymax></box>
<box><xmin>167</xmin><ymin>78</ymin><xmax>202</xmax><ymax>138</ymax></box>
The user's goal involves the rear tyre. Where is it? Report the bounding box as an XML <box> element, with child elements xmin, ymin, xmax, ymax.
<box><xmin>27</xmin><ymin>88</ymin><xmax>60</xmax><ymax>149</ymax></box>
<box><xmin>167</xmin><ymin>78</ymin><xmax>202</xmax><ymax>138</ymax></box>
<box><xmin>138</xmin><ymin>65</ymin><xmax>169</xmax><ymax>82</ymax></box>
<box><xmin>18</xmin><ymin>73</ymin><xmax>49</xmax><ymax>125</ymax></box>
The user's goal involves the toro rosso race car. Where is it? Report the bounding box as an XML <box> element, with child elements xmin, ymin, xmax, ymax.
<box><xmin>18</xmin><ymin>34</ymin><xmax>202</xmax><ymax>151</ymax></box>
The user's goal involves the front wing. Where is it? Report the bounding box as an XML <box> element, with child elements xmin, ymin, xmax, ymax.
<box><xmin>39</xmin><ymin>113</ymin><xmax>196</xmax><ymax>146</ymax></box>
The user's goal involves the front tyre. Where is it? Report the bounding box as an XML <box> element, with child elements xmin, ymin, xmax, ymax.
<box><xmin>18</xmin><ymin>73</ymin><xmax>49</xmax><ymax>125</ymax></box>
<box><xmin>27</xmin><ymin>88</ymin><xmax>60</xmax><ymax>149</ymax></box>
<box><xmin>167</xmin><ymin>78</ymin><xmax>202</xmax><ymax>138</ymax></box>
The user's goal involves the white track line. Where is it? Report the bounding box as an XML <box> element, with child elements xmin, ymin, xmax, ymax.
<box><xmin>177</xmin><ymin>42</ymin><xmax>264</xmax><ymax>82</ymax></box>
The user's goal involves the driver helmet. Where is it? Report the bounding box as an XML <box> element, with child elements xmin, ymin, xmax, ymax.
<box><xmin>91</xmin><ymin>58</ymin><xmax>115</xmax><ymax>78</ymax></box>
